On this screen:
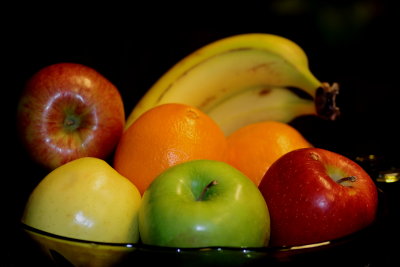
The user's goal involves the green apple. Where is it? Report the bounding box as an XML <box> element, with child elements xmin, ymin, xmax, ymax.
<box><xmin>138</xmin><ymin>159</ymin><xmax>270</xmax><ymax>248</ymax></box>
<box><xmin>21</xmin><ymin>157</ymin><xmax>141</xmax><ymax>243</ymax></box>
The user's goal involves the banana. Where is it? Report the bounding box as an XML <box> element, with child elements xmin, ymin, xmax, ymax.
<box><xmin>126</xmin><ymin>33</ymin><xmax>339</xmax><ymax>135</ymax></box>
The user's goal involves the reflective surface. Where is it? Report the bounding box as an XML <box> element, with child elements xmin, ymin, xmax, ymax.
<box><xmin>20</xmin><ymin>189</ymin><xmax>388</xmax><ymax>267</ymax></box>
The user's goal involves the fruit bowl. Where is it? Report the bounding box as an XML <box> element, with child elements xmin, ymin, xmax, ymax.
<box><xmin>21</xmin><ymin>189</ymin><xmax>387</xmax><ymax>267</ymax></box>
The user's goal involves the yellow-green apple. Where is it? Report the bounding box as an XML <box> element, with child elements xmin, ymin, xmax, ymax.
<box><xmin>21</xmin><ymin>157</ymin><xmax>141</xmax><ymax>243</ymax></box>
<box><xmin>258</xmin><ymin>147</ymin><xmax>378</xmax><ymax>247</ymax></box>
<box><xmin>139</xmin><ymin>159</ymin><xmax>270</xmax><ymax>248</ymax></box>
<box><xmin>17</xmin><ymin>63</ymin><xmax>125</xmax><ymax>170</ymax></box>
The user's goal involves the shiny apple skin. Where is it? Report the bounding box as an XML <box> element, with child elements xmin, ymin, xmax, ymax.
<box><xmin>17</xmin><ymin>63</ymin><xmax>125</xmax><ymax>170</ymax></box>
<box><xmin>258</xmin><ymin>148</ymin><xmax>378</xmax><ymax>247</ymax></box>
<box><xmin>139</xmin><ymin>159</ymin><xmax>270</xmax><ymax>248</ymax></box>
<box><xmin>22</xmin><ymin>157</ymin><xmax>142</xmax><ymax>243</ymax></box>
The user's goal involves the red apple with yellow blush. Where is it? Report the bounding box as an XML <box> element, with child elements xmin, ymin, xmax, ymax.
<box><xmin>258</xmin><ymin>147</ymin><xmax>378</xmax><ymax>247</ymax></box>
<box><xmin>17</xmin><ymin>63</ymin><xmax>125</xmax><ymax>170</ymax></box>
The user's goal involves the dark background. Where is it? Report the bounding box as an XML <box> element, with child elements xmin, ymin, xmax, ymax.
<box><xmin>3</xmin><ymin>1</ymin><xmax>400</xmax><ymax>266</ymax></box>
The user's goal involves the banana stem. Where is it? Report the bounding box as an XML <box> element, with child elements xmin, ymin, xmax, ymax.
<box><xmin>315</xmin><ymin>82</ymin><xmax>340</xmax><ymax>120</ymax></box>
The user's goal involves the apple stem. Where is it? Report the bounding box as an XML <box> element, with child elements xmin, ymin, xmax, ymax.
<box><xmin>64</xmin><ymin>118</ymin><xmax>75</xmax><ymax>126</ymax></box>
<box><xmin>64</xmin><ymin>114</ymin><xmax>81</xmax><ymax>131</ymax></box>
<box><xmin>197</xmin><ymin>180</ymin><xmax>218</xmax><ymax>201</ymax></box>
<box><xmin>336</xmin><ymin>176</ymin><xmax>357</xmax><ymax>184</ymax></box>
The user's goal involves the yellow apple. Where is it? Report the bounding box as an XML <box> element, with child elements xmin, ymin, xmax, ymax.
<box><xmin>22</xmin><ymin>157</ymin><xmax>141</xmax><ymax>243</ymax></box>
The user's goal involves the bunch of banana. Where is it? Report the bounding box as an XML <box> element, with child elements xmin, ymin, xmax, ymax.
<box><xmin>126</xmin><ymin>33</ymin><xmax>339</xmax><ymax>135</ymax></box>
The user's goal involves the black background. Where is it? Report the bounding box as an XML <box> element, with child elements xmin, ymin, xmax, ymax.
<box><xmin>3</xmin><ymin>1</ymin><xmax>400</xmax><ymax>266</ymax></box>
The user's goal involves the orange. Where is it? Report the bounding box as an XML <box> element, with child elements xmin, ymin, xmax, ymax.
<box><xmin>113</xmin><ymin>103</ymin><xmax>227</xmax><ymax>195</ymax></box>
<box><xmin>223</xmin><ymin>121</ymin><xmax>312</xmax><ymax>186</ymax></box>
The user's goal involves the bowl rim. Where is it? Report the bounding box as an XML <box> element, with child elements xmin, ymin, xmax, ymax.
<box><xmin>20</xmin><ymin>216</ymin><xmax>381</xmax><ymax>253</ymax></box>
<box><xmin>21</xmin><ymin>188</ymin><xmax>386</xmax><ymax>253</ymax></box>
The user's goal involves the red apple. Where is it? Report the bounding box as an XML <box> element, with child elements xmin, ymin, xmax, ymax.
<box><xmin>17</xmin><ymin>63</ymin><xmax>125</xmax><ymax>170</ymax></box>
<box><xmin>258</xmin><ymin>147</ymin><xmax>378</xmax><ymax>247</ymax></box>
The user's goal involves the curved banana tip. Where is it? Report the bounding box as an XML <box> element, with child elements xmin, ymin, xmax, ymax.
<box><xmin>315</xmin><ymin>82</ymin><xmax>340</xmax><ymax>120</ymax></box>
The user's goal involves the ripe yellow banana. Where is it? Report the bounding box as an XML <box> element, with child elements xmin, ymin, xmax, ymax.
<box><xmin>126</xmin><ymin>33</ymin><xmax>339</xmax><ymax>135</ymax></box>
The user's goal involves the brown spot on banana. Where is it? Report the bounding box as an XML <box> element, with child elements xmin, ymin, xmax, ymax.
<box><xmin>259</xmin><ymin>88</ymin><xmax>272</xmax><ymax>96</ymax></box>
